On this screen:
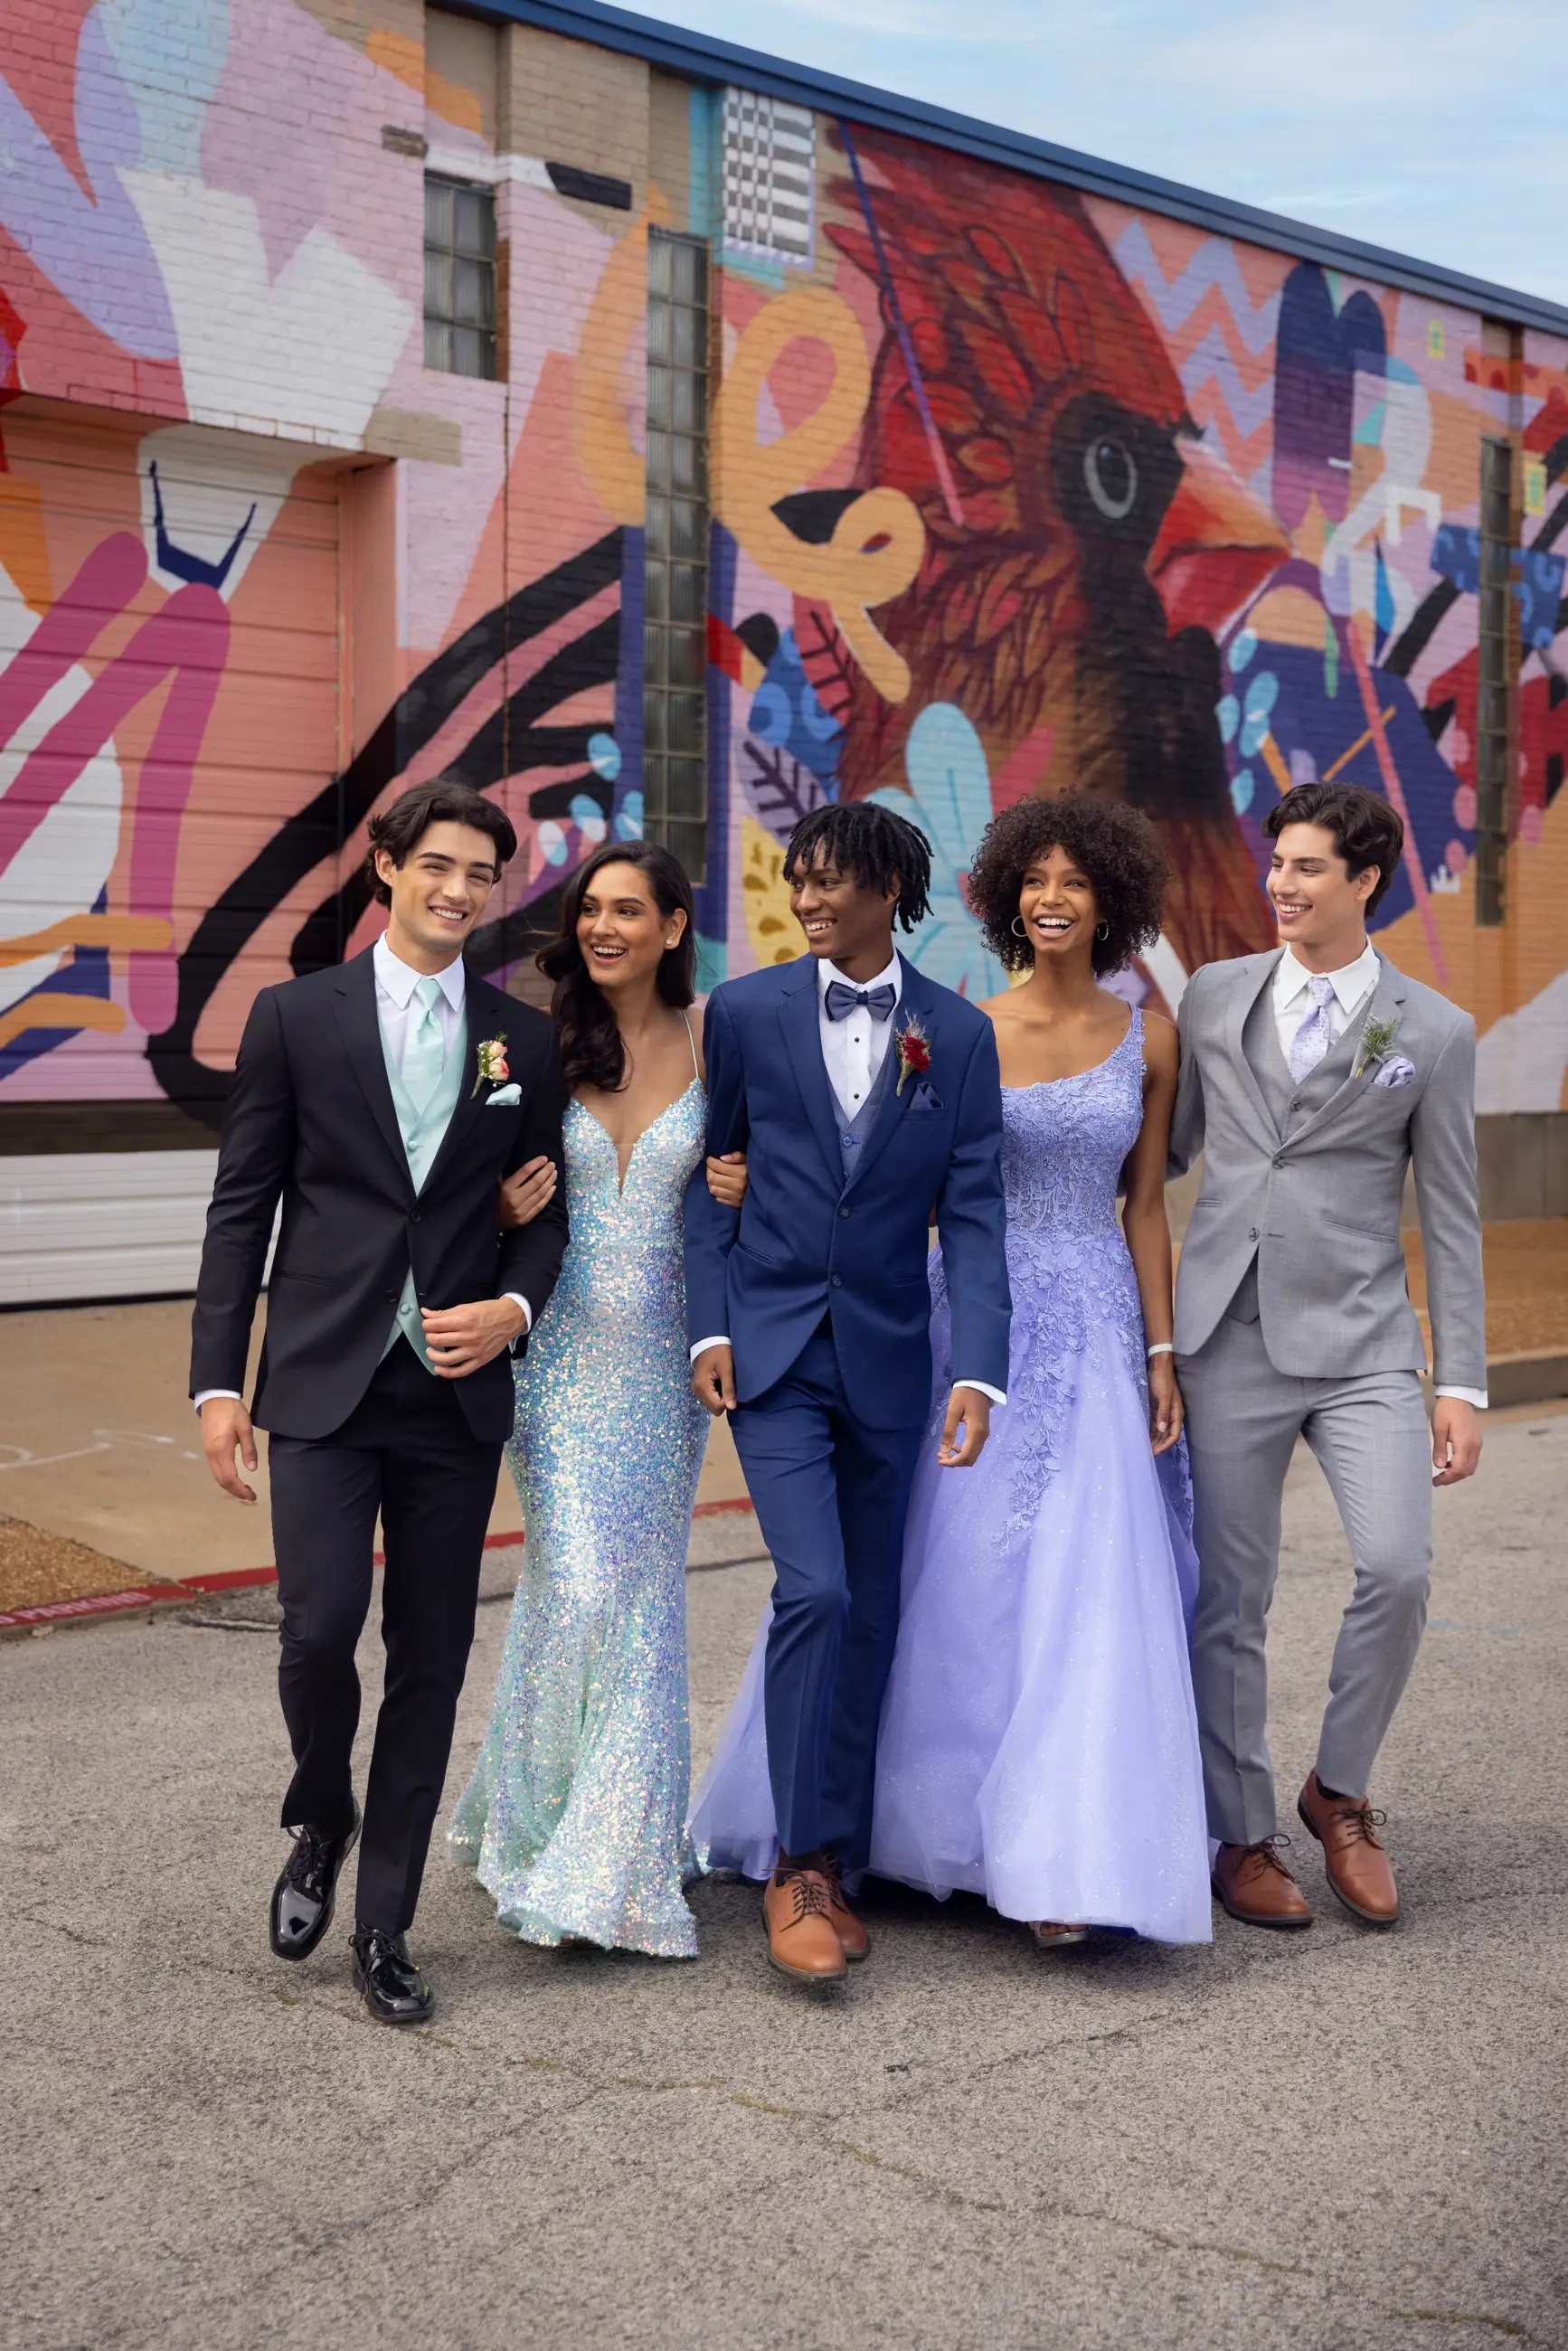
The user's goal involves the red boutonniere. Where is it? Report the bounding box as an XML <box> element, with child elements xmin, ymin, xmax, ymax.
<box><xmin>471</xmin><ymin>1033</ymin><xmax>509</xmax><ymax>1098</ymax></box>
<box><xmin>894</xmin><ymin>1012</ymin><xmax>931</xmax><ymax>1096</ymax></box>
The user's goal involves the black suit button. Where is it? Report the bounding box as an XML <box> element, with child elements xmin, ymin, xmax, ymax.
<box><xmin>384</xmin><ymin>1289</ymin><xmax>398</xmax><ymax>1302</ymax></box>
<box><xmin>410</xmin><ymin>1210</ymin><xmax>421</xmax><ymax>1223</ymax></box>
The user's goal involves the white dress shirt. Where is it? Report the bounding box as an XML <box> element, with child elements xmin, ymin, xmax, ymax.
<box><xmin>1273</xmin><ymin>939</ymin><xmax>1485</xmax><ymax>1411</ymax></box>
<box><xmin>194</xmin><ymin>938</ymin><xmax>527</xmax><ymax>1412</ymax></box>
<box><xmin>692</xmin><ymin>953</ymin><xmax>1005</xmax><ymax>1406</ymax></box>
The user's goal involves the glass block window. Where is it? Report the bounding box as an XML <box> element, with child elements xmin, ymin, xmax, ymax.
<box><xmin>1475</xmin><ymin>433</ymin><xmax>1515</xmax><ymax>927</ymax></box>
<box><xmin>644</xmin><ymin>229</ymin><xmax>710</xmax><ymax>883</ymax></box>
<box><xmin>424</xmin><ymin>175</ymin><xmax>496</xmax><ymax>380</ymax></box>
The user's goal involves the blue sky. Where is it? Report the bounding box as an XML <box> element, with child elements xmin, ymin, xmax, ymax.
<box><xmin>616</xmin><ymin>0</ymin><xmax>1568</xmax><ymax>309</ymax></box>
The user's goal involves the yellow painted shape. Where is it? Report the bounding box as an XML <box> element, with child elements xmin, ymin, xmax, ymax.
<box><xmin>425</xmin><ymin>65</ymin><xmax>484</xmax><ymax>137</ymax></box>
<box><xmin>713</xmin><ymin>286</ymin><xmax>924</xmax><ymax>703</ymax></box>
<box><xmin>741</xmin><ymin>817</ymin><xmax>802</xmax><ymax>968</ymax></box>
<box><xmin>574</xmin><ymin>202</ymin><xmax>670</xmax><ymax>529</ymax></box>
<box><xmin>0</xmin><ymin>993</ymin><xmax>125</xmax><ymax>1052</ymax></box>
<box><xmin>0</xmin><ymin>913</ymin><xmax>174</xmax><ymax>969</ymax></box>
<box><xmin>0</xmin><ymin>475</ymin><xmax>53</xmax><ymax>615</ymax></box>
<box><xmin>364</xmin><ymin>27</ymin><xmax>423</xmax><ymax>96</ymax></box>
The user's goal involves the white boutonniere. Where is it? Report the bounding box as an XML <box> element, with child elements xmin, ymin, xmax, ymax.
<box><xmin>472</xmin><ymin>1033</ymin><xmax>509</xmax><ymax>1099</ymax></box>
<box><xmin>1355</xmin><ymin>1015</ymin><xmax>1415</xmax><ymax>1088</ymax></box>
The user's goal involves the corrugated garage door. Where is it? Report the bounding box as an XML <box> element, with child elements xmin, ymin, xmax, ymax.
<box><xmin>0</xmin><ymin>406</ymin><xmax>342</xmax><ymax>1304</ymax></box>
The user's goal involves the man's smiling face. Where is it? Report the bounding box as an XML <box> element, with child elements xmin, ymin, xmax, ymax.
<box><xmin>788</xmin><ymin>845</ymin><xmax>900</xmax><ymax>970</ymax></box>
<box><xmin>376</xmin><ymin>819</ymin><xmax>500</xmax><ymax>968</ymax></box>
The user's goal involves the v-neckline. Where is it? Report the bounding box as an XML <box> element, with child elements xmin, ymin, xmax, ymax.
<box><xmin>572</xmin><ymin>1078</ymin><xmax>700</xmax><ymax>1199</ymax></box>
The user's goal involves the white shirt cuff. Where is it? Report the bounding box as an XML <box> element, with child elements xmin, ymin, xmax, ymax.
<box><xmin>504</xmin><ymin>1293</ymin><xmax>532</xmax><ymax>1349</ymax></box>
<box><xmin>1435</xmin><ymin>1384</ymin><xmax>1488</xmax><ymax>1409</ymax></box>
<box><xmin>954</xmin><ymin>1380</ymin><xmax>1006</xmax><ymax>1407</ymax></box>
<box><xmin>194</xmin><ymin>1390</ymin><xmax>241</xmax><ymax>1413</ymax></box>
<box><xmin>690</xmin><ymin>1336</ymin><xmax>730</xmax><ymax>1362</ymax></box>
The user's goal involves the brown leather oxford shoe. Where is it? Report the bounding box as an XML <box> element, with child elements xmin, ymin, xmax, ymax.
<box><xmin>1298</xmin><ymin>1772</ymin><xmax>1400</xmax><ymax>1924</ymax></box>
<box><xmin>819</xmin><ymin>1852</ymin><xmax>870</xmax><ymax>1962</ymax></box>
<box><xmin>1212</xmin><ymin>1836</ymin><xmax>1314</xmax><ymax>1929</ymax></box>
<box><xmin>763</xmin><ymin>1865</ymin><xmax>847</xmax><ymax>1984</ymax></box>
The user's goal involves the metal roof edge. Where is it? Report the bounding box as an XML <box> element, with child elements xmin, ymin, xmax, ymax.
<box><xmin>474</xmin><ymin>0</ymin><xmax>1568</xmax><ymax>340</ymax></box>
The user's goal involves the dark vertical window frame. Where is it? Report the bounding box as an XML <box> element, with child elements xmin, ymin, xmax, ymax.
<box><xmin>423</xmin><ymin>174</ymin><xmax>498</xmax><ymax>381</ymax></box>
<box><xmin>643</xmin><ymin>227</ymin><xmax>712</xmax><ymax>884</ymax></box>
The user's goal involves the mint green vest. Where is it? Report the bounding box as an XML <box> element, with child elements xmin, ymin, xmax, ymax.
<box><xmin>378</xmin><ymin>1009</ymin><xmax>468</xmax><ymax>1370</ymax></box>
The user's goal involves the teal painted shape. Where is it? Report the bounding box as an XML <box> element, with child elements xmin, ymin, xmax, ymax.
<box><xmin>871</xmin><ymin>703</ymin><xmax>1006</xmax><ymax>1002</ymax></box>
<box><xmin>687</xmin><ymin>87</ymin><xmax>719</xmax><ymax>235</ymax></box>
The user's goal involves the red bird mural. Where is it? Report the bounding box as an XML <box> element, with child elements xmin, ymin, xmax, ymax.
<box><xmin>812</xmin><ymin>126</ymin><xmax>1293</xmax><ymax>977</ymax></box>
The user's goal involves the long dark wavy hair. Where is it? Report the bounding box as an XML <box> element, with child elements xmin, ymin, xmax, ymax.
<box><xmin>538</xmin><ymin>839</ymin><xmax>696</xmax><ymax>1096</ymax></box>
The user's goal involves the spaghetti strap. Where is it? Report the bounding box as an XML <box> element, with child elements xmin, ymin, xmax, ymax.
<box><xmin>681</xmin><ymin>1009</ymin><xmax>700</xmax><ymax>1083</ymax></box>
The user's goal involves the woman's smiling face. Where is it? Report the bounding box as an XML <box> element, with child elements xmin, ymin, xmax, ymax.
<box><xmin>575</xmin><ymin>860</ymin><xmax>685</xmax><ymax>994</ymax></box>
<box><xmin>1017</xmin><ymin>842</ymin><xmax>1100</xmax><ymax>966</ymax></box>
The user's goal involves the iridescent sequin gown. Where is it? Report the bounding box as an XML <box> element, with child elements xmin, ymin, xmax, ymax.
<box><xmin>694</xmin><ymin>1012</ymin><xmax>1212</xmax><ymax>1943</ymax></box>
<box><xmin>449</xmin><ymin>1080</ymin><xmax>708</xmax><ymax>1958</ymax></box>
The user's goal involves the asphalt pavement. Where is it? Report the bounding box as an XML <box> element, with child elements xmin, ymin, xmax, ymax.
<box><xmin>5</xmin><ymin>1412</ymin><xmax>1565</xmax><ymax>2351</ymax></box>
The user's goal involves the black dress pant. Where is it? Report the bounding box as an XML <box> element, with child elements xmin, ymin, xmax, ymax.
<box><xmin>267</xmin><ymin>1338</ymin><xmax>503</xmax><ymax>1934</ymax></box>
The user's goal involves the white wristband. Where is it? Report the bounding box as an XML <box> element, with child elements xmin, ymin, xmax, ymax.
<box><xmin>1147</xmin><ymin>1342</ymin><xmax>1174</xmax><ymax>1359</ymax></box>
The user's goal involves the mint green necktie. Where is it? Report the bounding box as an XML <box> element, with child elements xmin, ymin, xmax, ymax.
<box><xmin>402</xmin><ymin>975</ymin><xmax>446</xmax><ymax>1109</ymax></box>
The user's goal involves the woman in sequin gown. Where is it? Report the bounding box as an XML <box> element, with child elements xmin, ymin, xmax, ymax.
<box><xmin>695</xmin><ymin>799</ymin><xmax>1211</xmax><ymax>1946</ymax></box>
<box><xmin>449</xmin><ymin>842</ymin><xmax>743</xmax><ymax>1959</ymax></box>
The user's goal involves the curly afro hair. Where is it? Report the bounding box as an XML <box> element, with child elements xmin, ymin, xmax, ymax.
<box><xmin>968</xmin><ymin>794</ymin><xmax>1171</xmax><ymax>977</ymax></box>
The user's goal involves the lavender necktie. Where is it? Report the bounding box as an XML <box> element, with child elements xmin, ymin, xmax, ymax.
<box><xmin>1287</xmin><ymin>974</ymin><xmax>1337</xmax><ymax>1083</ymax></box>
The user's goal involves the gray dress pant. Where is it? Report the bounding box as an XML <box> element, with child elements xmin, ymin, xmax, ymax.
<box><xmin>1178</xmin><ymin>1311</ymin><xmax>1433</xmax><ymax>1846</ymax></box>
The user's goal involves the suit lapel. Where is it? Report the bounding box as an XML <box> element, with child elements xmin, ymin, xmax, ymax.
<box><xmin>1289</xmin><ymin>955</ymin><xmax>1407</xmax><ymax>1148</ymax></box>
<box><xmin>1224</xmin><ymin>951</ymin><xmax>1286</xmax><ymax>1151</ymax></box>
<box><xmin>779</xmin><ymin>960</ymin><xmax>846</xmax><ymax>1190</ymax></box>
<box><xmin>332</xmin><ymin>949</ymin><xmax>411</xmax><ymax>1193</ymax></box>
<box><xmin>845</xmin><ymin>953</ymin><xmax>931</xmax><ymax>1196</ymax></box>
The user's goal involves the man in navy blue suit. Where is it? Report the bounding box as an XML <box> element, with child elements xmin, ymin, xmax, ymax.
<box><xmin>686</xmin><ymin>803</ymin><xmax>1010</xmax><ymax>1985</ymax></box>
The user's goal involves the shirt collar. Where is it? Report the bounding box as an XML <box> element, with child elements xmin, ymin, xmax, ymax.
<box><xmin>817</xmin><ymin>952</ymin><xmax>902</xmax><ymax>1004</ymax></box>
<box><xmin>1273</xmin><ymin>940</ymin><xmax>1378</xmax><ymax>1017</ymax></box>
<box><xmin>373</xmin><ymin>932</ymin><xmax>467</xmax><ymax>1013</ymax></box>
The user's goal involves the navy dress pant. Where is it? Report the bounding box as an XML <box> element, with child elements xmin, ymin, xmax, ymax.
<box><xmin>730</xmin><ymin>1322</ymin><xmax>923</xmax><ymax>1870</ymax></box>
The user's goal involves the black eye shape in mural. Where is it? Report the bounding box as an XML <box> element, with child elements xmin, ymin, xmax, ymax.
<box><xmin>148</xmin><ymin>532</ymin><xmax>623</xmax><ymax>1129</ymax></box>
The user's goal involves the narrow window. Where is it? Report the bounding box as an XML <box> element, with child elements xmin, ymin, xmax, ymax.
<box><xmin>643</xmin><ymin>228</ymin><xmax>710</xmax><ymax>883</ymax></box>
<box><xmin>424</xmin><ymin>175</ymin><xmax>496</xmax><ymax>380</ymax></box>
<box><xmin>1475</xmin><ymin>431</ymin><xmax>1515</xmax><ymax>926</ymax></box>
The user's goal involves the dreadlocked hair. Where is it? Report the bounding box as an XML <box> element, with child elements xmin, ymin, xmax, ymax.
<box><xmin>782</xmin><ymin>801</ymin><xmax>932</xmax><ymax>932</ymax></box>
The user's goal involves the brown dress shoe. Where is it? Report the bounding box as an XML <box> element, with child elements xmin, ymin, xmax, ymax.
<box><xmin>763</xmin><ymin>1865</ymin><xmax>847</xmax><ymax>1983</ymax></box>
<box><xmin>1298</xmin><ymin>1772</ymin><xmax>1400</xmax><ymax>1924</ymax></box>
<box><xmin>1212</xmin><ymin>1837</ymin><xmax>1314</xmax><ymax>1929</ymax></box>
<box><xmin>819</xmin><ymin>1853</ymin><xmax>870</xmax><ymax>1962</ymax></box>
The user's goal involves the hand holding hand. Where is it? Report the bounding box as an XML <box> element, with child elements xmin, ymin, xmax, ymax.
<box><xmin>497</xmin><ymin>1156</ymin><xmax>557</xmax><ymax>1230</ymax></box>
<box><xmin>1148</xmin><ymin>1354</ymin><xmax>1184</xmax><ymax>1456</ymax></box>
<box><xmin>1431</xmin><ymin>1396</ymin><xmax>1482</xmax><ymax>1487</ymax></box>
<box><xmin>420</xmin><ymin>1296</ymin><xmax>526</xmax><ymax>1378</ymax></box>
<box><xmin>705</xmin><ymin>1152</ymin><xmax>748</xmax><ymax>1209</ymax></box>
<box><xmin>201</xmin><ymin>1397</ymin><xmax>260</xmax><ymax>1504</ymax></box>
<box><xmin>938</xmin><ymin>1384</ymin><xmax>990</xmax><ymax>1468</ymax></box>
<box><xmin>691</xmin><ymin>1344</ymin><xmax>736</xmax><ymax>1417</ymax></box>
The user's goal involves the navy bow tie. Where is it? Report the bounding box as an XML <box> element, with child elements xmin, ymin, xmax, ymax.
<box><xmin>825</xmin><ymin>979</ymin><xmax>897</xmax><ymax>1024</ymax></box>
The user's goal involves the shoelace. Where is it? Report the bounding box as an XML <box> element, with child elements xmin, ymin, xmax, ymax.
<box><xmin>818</xmin><ymin>1854</ymin><xmax>846</xmax><ymax>1913</ymax></box>
<box><xmin>1240</xmin><ymin>1835</ymin><xmax>1297</xmax><ymax>1882</ymax></box>
<box><xmin>1328</xmin><ymin>1803</ymin><xmax>1388</xmax><ymax>1848</ymax></box>
<box><xmin>776</xmin><ymin>1867</ymin><xmax>833</xmax><ymax>1925</ymax></box>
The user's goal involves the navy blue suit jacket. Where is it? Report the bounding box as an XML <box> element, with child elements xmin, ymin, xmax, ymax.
<box><xmin>684</xmin><ymin>953</ymin><xmax>1011</xmax><ymax>1430</ymax></box>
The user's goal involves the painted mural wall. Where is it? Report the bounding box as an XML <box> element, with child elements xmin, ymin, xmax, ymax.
<box><xmin>3</xmin><ymin>2</ymin><xmax>1566</xmax><ymax>1154</ymax></box>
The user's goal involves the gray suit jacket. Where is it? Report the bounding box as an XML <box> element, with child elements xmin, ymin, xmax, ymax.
<box><xmin>1169</xmin><ymin>949</ymin><xmax>1485</xmax><ymax>1386</ymax></box>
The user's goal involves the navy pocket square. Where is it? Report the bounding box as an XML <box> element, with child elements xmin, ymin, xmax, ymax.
<box><xmin>909</xmin><ymin>1081</ymin><xmax>942</xmax><ymax>1112</ymax></box>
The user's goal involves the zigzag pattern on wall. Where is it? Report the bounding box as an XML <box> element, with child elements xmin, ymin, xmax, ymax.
<box><xmin>1113</xmin><ymin>222</ymin><xmax>1280</xmax><ymax>487</ymax></box>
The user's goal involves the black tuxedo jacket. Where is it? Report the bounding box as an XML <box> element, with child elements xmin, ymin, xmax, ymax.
<box><xmin>189</xmin><ymin>947</ymin><xmax>569</xmax><ymax>1446</ymax></box>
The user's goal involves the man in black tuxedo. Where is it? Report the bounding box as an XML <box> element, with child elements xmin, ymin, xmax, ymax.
<box><xmin>191</xmin><ymin>778</ymin><xmax>567</xmax><ymax>2023</ymax></box>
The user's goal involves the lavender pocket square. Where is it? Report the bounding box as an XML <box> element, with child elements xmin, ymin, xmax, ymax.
<box><xmin>1372</xmin><ymin>1056</ymin><xmax>1416</xmax><ymax>1090</ymax></box>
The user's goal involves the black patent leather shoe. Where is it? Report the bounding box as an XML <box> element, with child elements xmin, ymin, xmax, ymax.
<box><xmin>269</xmin><ymin>1805</ymin><xmax>361</xmax><ymax>1962</ymax></box>
<box><xmin>351</xmin><ymin>1924</ymin><xmax>433</xmax><ymax>2026</ymax></box>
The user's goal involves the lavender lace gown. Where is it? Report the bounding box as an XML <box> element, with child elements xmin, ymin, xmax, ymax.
<box><xmin>693</xmin><ymin>1009</ymin><xmax>1212</xmax><ymax>1944</ymax></box>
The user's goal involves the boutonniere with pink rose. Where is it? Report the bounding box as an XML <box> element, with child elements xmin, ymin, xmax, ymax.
<box><xmin>894</xmin><ymin>1012</ymin><xmax>932</xmax><ymax>1096</ymax></box>
<box><xmin>471</xmin><ymin>1033</ymin><xmax>509</xmax><ymax>1098</ymax></box>
<box><xmin>1355</xmin><ymin>1015</ymin><xmax>1415</xmax><ymax>1089</ymax></box>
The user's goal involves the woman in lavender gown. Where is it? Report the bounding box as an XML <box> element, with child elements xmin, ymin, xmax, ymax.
<box><xmin>691</xmin><ymin>795</ymin><xmax>1211</xmax><ymax>1947</ymax></box>
<box><xmin>871</xmin><ymin>795</ymin><xmax>1210</xmax><ymax>1946</ymax></box>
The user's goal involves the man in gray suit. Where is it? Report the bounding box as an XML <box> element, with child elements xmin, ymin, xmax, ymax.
<box><xmin>1171</xmin><ymin>781</ymin><xmax>1484</xmax><ymax>1931</ymax></box>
